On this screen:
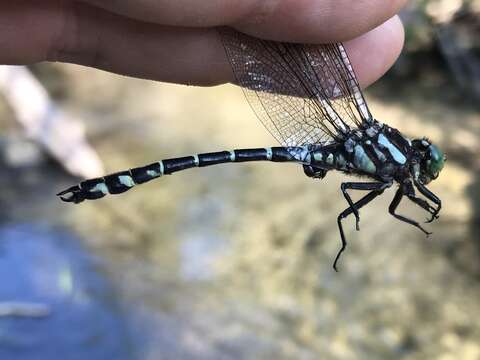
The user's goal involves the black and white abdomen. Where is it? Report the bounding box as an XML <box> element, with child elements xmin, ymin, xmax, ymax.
<box><xmin>57</xmin><ymin>147</ymin><xmax>304</xmax><ymax>203</ymax></box>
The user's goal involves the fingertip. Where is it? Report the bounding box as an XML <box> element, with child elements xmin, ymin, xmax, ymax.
<box><xmin>205</xmin><ymin>16</ymin><xmax>405</xmax><ymax>88</ymax></box>
<box><xmin>233</xmin><ymin>0</ymin><xmax>407</xmax><ymax>43</ymax></box>
<box><xmin>215</xmin><ymin>15</ymin><xmax>405</xmax><ymax>88</ymax></box>
<box><xmin>345</xmin><ymin>15</ymin><xmax>405</xmax><ymax>88</ymax></box>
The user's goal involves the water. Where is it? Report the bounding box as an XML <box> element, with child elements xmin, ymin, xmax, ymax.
<box><xmin>0</xmin><ymin>223</ymin><xmax>134</xmax><ymax>360</ymax></box>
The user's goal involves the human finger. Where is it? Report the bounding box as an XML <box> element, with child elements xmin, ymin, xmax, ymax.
<box><xmin>80</xmin><ymin>0</ymin><xmax>406</xmax><ymax>42</ymax></box>
<box><xmin>52</xmin><ymin>11</ymin><xmax>404</xmax><ymax>88</ymax></box>
<box><xmin>0</xmin><ymin>2</ymin><xmax>404</xmax><ymax>88</ymax></box>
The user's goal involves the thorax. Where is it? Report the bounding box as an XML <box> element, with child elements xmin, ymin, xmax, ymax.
<box><xmin>309</xmin><ymin>122</ymin><xmax>413</xmax><ymax>181</ymax></box>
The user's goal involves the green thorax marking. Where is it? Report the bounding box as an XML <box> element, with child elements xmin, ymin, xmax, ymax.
<box><xmin>353</xmin><ymin>145</ymin><xmax>376</xmax><ymax>174</ymax></box>
<box><xmin>312</xmin><ymin>149</ymin><xmax>357</xmax><ymax>172</ymax></box>
<box><xmin>378</xmin><ymin>134</ymin><xmax>406</xmax><ymax>164</ymax></box>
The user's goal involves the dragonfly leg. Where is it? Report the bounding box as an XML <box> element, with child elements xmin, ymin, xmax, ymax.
<box><xmin>335</xmin><ymin>185</ymin><xmax>387</xmax><ymax>271</ymax></box>
<box><xmin>403</xmin><ymin>181</ymin><xmax>438</xmax><ymax>222</ymax></box>
<box><xmin>388</xmin><ymin>187</ymin><xmax>432</xmax><ymax>236</ymax></box>
<box><xmin>340</xmin><ymin>182</ymin><xmax>390</xmax><ymax>231</ymax></box>
<box><xmin>303</xmin><ymin>165</ymin><xmax>327</xmax><ymax>179</ymax></box>
<box><xmin>414</xmin><ymin>181</ymin><xmax>442</xmax><ymax>223</ymax></box>
<box><xmin>406</xmin><ymin>195</ymin><xmax>438</xmax><ymax>222</ymax></box>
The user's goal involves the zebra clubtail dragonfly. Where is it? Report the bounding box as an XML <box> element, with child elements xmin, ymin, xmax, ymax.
<box><xmin>58</xmin><ymin>28</ymin><xmax>446</xmax><ymax>270</ymax></box>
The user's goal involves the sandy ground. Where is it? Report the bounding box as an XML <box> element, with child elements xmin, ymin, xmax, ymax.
<box><xmin>1</xmin><ymin>60</ymin><xmax>480</xmax><ymax>359</ymax></box>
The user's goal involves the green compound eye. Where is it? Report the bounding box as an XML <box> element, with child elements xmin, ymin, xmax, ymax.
<box><xmin>427</xmin><ymin>144</ymin><xmax>445</xmax><ymax>178</ymax></box>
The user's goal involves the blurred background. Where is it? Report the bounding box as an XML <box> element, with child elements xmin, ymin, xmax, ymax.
<box><xmin>0</xmin><ymin>1</ymin><xmax>479</xmax><ymax>359</ymax></box>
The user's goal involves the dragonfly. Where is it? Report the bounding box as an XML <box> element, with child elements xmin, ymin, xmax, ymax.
<box><xmin>57</xmin><ymin>27</ymin><xmax>446</xmax><ymax>271</ymax></box>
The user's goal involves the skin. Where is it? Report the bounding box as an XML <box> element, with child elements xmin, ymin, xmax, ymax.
<box><xmin>0</xmin><ymin>0</ymin><xmax>405</xmax><ymax>87</ymax></box>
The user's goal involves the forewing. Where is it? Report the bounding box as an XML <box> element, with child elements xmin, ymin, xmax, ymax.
<box><xmin>219</xmin><ymin>27</ymin><xmax>373</xmax><ymax>147</ymax></box>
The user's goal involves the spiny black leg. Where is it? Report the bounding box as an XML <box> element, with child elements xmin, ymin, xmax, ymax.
<box><xmin>335</xmin><ymin>189</ymin><xmax>385</xmax><ymax>272</ymax></box>
<box><xmin>414</xmin><ymin>181</ymin><xmax>442</xmax><ymax>223</ymax></box>
<box><xmin>402</xmin><ymin>182</ymin><xmax>438</xmax><ymax>221</ymax></box>
<box><xmin>406</xmin><ymin>195</ymin><xmax>438</xmax><ymax>221</ymax></box>
<box><xmin>341</xmin><ymin>182</ymin><xmax>390</xmax><ymax>231</ymax></box>
<box><xmin>303</xmin><ymin>165</ymin><xmax>327</xmax><ymax>179</ymax></box>
<box><xmin>388</xmin><ymin>187</ymin><xmax>432</xmax><ymax>235</ymax></box>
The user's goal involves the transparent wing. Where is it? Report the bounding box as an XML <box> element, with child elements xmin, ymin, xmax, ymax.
<box><xmin>219</xmin><ymin>27</ymin><xmax>373</xmax><ymax>147</ymax></box>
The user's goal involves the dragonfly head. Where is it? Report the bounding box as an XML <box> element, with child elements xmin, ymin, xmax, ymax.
<box><xmin>412</xmin><ymin>138</ymin><xmax>446</xmax><ymax>184</ymax></box>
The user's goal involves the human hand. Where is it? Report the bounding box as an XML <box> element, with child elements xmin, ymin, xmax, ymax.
<box><xmin>0</xmin><ymin>0</ymin><xmax>405</xmax><ymax>87</ymax></box>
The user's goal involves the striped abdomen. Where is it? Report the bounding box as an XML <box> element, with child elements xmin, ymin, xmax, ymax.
<box><xmin>57</xmin><ymin>147</ymin><xmax>305</xmax><ymax>203</ymax></box>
